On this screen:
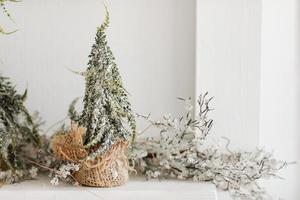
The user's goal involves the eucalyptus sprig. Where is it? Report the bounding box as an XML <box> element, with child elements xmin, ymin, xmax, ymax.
<box><xmin>0</xmin><ymin>0</ymin><xmax>19</xmax><ymax>34</ymax></box>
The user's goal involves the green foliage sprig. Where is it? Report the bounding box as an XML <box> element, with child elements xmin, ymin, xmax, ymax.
<box><xmin>0</xmin><ymin>73</ymin><xmax>41</xmax><ymax>183</ymax></box>
<box><xmin>0</xmin><ymin>0</ymin><xmax>19</xmax><ymax>35</ymax></box>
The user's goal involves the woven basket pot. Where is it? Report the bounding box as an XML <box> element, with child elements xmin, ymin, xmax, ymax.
<box><xmin>50</xmin><ymin>124</ymin><xmax>129</xmax><ymax>187</ymax></box>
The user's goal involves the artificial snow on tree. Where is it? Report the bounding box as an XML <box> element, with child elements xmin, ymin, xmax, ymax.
<box><xmin>51</xmin><ymin>7</ymin><xmax>136</xmax><ymax>187</ymax></box>
<box><xmin>0</xmin><ymin>74</ymin><xmax>40</xmax><ymax>184</ymax></box>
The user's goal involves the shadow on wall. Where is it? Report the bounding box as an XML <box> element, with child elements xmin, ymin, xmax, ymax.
<box><xmin>296</xmin><ymin>0</ymin><xmax>300</xmax><ymax>189</ymax></box>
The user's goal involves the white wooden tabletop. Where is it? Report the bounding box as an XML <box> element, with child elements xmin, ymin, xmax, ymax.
<box><xmin>0</xmin><ymin>176</ymin><xmax>217</xmax><ymax>200</ymax></box>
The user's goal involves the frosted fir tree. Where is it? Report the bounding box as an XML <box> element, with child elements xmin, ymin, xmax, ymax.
<box><xmin>0</xmin><ymin>74</ymin><xmax>40</xmax><ymax>182</ymax></box>
<box><xmin>69</xmin><ymin>7</ymin><xmax>136</xmax><ymax>160</ymax></box>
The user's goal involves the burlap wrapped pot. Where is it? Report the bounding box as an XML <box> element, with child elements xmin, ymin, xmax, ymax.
<box><xmin>50</xmin><ymin>124</ymin><xmax>129</xmax><ymax>187</ymax></box>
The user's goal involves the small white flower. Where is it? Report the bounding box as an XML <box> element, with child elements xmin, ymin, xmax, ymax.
<box><xmin>29</xmin><ymin>167</ymin><xmax>38</xmax><ymax>178</ymax></box>
<box><xmin>73</xmin><ymin>164</ymin><xmax>80</xmax><ymax>171</ymax></box>
<box><xmin>153</xmin><ymin>171</ymin><xmax>161</xmax><ymax>178</ymax></box>
<box><xmin>50</xmin><ymin>177</ymin><xmax>59</xmax><ymax>186</ymax></box>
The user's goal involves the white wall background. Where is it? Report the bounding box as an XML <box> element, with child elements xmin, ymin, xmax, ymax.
<box><xmin>196</xmin><ymin>0</ymin><xmax>262</xmax><ymax>150</ymax></box>
<box><xmin>0</xmin><ymin>0</ymin><xmax>196</xmax><ymax>132</ymax></box>
<box><xmin>196</xmin><ymin>0</ymin><xmax>300</xmax><ymax>199</ymax></box>
<box><xmin>260</xmin><ymin>0</ymin><xmax>300</xmax><ymax>199</ymax></box>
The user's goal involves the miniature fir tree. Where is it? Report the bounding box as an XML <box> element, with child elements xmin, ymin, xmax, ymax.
<box><xmin>0</xmin><ymin>74</ymin><xmax>40</xmax><ymax>174</ymax></box>
<box><xmin>69</xmin><ymin>7</ymin><xmax>136</xmax><ymax>159</ymax></box>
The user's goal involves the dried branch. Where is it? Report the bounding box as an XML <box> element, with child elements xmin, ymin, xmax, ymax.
<box><xmin>133</xmin><ymin>94</ymin><xmax>289</xmax><ymax>200</ymax></box>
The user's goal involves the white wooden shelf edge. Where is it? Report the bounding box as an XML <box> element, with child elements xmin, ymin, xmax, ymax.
<box><xmin>0</xmin><ymin>176</ymin><xmax>217</xmax><ymax>200</ymax></box>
